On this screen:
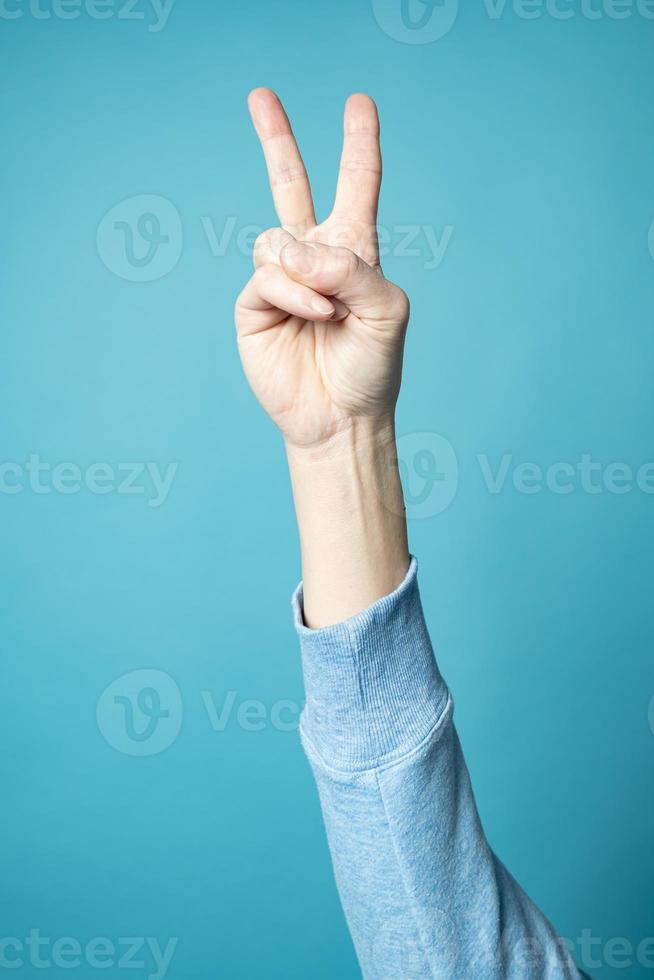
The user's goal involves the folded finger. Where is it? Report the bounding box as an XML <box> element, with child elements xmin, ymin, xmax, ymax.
<box><xmin>280</xmin><ymin>240</ymin><xmax>401</xmax><ymax>320</ymax></box>
<box><xmin>237</xmin><ymin>264</ymin><xmax>348</xmax><ymax>333</ymax></box>
<box><xmin>253</xmin><ymin>227</ymin><xmax>296</xmax><ymax>269</ymax></box>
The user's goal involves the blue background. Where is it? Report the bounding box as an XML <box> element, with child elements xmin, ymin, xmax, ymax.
<box><xmin>1</xmin><ymin>0</ymin><xmax>653</xmax><ymax>977</ymax></box>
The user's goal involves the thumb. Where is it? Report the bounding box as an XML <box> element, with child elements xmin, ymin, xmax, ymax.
<box><xmin>280</xmin><ymin>241</ymin><xmax>407</xmax><ymax>322</ymax></box>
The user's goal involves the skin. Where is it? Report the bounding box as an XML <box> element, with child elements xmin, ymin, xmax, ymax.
<box><xmin>235</xmin><ymin>89</ymin><xmax>410</xmax><ymax>628</ymax></box>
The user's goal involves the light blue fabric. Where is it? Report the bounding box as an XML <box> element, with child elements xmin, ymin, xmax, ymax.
<box><xmin>292</xmin><ymin>557</ymin><xmax>589</xmax><ymax>980</ymax></box>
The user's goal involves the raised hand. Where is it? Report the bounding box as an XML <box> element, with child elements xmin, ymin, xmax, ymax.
<box><xmin>235</xmin><ymin>89</ymin><xmax>409</xmax><ymax>450</ymax></box>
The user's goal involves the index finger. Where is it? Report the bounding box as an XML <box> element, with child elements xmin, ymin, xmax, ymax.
<box><xmin>248</xmin><ymin>88</ymin><xmax>316</xmax><ymax>233</ymax></box>
<box><xmin>332</xmin><ymin>93</ymin><xmax>382</xmax><ymax>225</ymax></box>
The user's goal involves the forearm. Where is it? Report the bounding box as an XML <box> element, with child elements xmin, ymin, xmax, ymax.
<box><xmin>293</xmin><ymin>563</ymin><xmax>587</xmax><ymax>980</ymax></box>
<box><xmin>286</xmin><ymin>417</ymin><xmax>410</xmax><ymax>629</ymax></box>
<box><xmin>288</xmin><ymin>424</ymin><xmax>585</xmax><ymax>979</ymax></box>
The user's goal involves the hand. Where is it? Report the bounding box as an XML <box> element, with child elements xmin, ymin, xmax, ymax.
<box><xmin>235</xmin><ymin>89</ymin><xmax>409</xmax><ymax>451</ymax></box>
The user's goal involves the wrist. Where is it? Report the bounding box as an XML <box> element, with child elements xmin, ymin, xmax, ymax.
<box><xmin>284</xmin><ymin>413</ymin><xmax>397</xmax><ymax>468</ymax></box>
<box><xmin>285</xmin><ymin>415</ymin><xmax>409</xmax><ymax>629</ymax></box>
<box><xmin>285</xmin><ymin>415</ymin><xmax>405</xmax><ymax>524</ymax></box>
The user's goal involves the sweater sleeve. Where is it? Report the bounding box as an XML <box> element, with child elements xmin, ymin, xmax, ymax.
<box><xmin>292</xmin><ymin>556</ymin><xmax>589</xmax><ymax>980</ymax></box>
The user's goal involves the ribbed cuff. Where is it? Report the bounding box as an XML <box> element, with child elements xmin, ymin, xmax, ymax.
<box><xmin>291</xmin><ymin>557</ymin><xmax>449</xmax><ymax>772</ymax></box>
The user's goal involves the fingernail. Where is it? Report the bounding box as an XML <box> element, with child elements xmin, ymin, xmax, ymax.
<box><xmin>311</xmin><ymin>296</ymin><xmax>334</xmax><ymax>316</ymax></box>
<box><xmin>330</xmin><ymin>299</ymin><xmax>349</xmax><ymax>321</ymax></box>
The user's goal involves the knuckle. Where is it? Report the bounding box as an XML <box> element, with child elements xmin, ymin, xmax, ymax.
<box><xmin>338</xmin><ymin>159</ymin><xmax>382</xmax><ymax>176</ymax></box>
<box><xmin>264</xmin><ymin>225</ymin><xmax>285</xmax><ymax>243</ymax></box>
<box><xmin>252</xmin><ymin>234</ymin><xmax>268</xmax><ymax>268</ymax></box>
<box><xmin>271</xmin><ymin>166</ymin><xmax>307</xmax><ymax>187</ymax></box>
<box><xmin>253</xmin><ymin>227</ymin><xmax>281</xmax><ymax>265</ymax></box>
<box><xmin>253</xmin><ymin>231</ymin><xmax>269</xmax><ymax>254</ymax></box>
<box><xmin>334</xmin><ymin>246</ymin><xmax>360</xmax><ymax>276</ymax></box>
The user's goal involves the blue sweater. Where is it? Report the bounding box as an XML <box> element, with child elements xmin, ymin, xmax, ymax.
<box><xmin>292</xmin><ymin>557</ymin><xmax>588</xmax><ymax>980</ymax></box>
